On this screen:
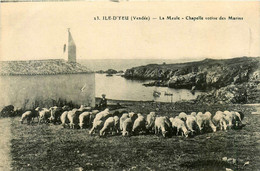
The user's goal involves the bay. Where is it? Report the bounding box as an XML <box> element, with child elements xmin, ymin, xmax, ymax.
<box><xmin>95</xmin><ymin>73</ymin><xmax>201</xmax><ymax>103</ymax></box>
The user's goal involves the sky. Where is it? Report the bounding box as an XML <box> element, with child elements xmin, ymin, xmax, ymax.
<box><xmin>0</xmin><ymin>1</ymin><xmax>260</xmax><ymax>61</ymax></box>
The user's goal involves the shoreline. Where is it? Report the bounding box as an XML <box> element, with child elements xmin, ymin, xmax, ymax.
<box><xmin>95</xmin><ymin>97</ymin><xmax>197</xmax><ymax>106</ymax></box>
<box><xmin>97</xmin><ymin>97</ymin><xmax>260</xmax><ymax>106</ymax></box>
<box><xmin>96</xmin><ymin>97</ymin><xmax>157</xmax><ymax>104</ymax></box>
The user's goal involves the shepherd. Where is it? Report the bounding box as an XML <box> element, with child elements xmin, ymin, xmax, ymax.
<box><xmin>99</xmin><ymin>94</ymin><xmax>107</xmax><ymax>110</ymax></box>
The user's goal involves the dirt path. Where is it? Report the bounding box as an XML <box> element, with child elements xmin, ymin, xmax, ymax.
<box><xmin>0</xmin><ymin>118</ymin><xmax>12</xmax><ymax>171</ymax></box>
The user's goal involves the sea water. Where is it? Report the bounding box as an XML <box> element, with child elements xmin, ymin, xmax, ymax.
<box><xmin>95</xmin><ymin>73</ymin><xmax>201</xmax><ymax>103</ymax></box>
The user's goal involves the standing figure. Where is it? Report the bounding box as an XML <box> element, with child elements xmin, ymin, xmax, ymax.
<box><xmin>99</xmin><ymin>94</ymin><xmax>107</xmax><ymax>110</ymax></box>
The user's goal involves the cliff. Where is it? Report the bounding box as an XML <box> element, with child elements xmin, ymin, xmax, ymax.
<box><xmin>0</xmin><ymin>59</ymin><xmax>93</xmax><ymax>75</ymax></box>
<box><xmin>124</xmin><ymin>57</ymin><xmax>260</xmax><ymax>104</ymax></box>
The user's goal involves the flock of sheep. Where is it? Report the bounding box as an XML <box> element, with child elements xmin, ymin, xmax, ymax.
<box><xmin>20</xmin><ymin>105</ymin><xmax>244</xmax><ymax>137</ymax></box>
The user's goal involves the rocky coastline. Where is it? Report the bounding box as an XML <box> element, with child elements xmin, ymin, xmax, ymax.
<box><xmin>123</xmin><ymin>57</ymin><xmax>260</xmax><ymax>104</ymax></box>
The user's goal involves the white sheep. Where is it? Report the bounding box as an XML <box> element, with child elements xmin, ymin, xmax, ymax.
<box><xmin>190</xmin><ymin>112</ymin><xmax>197</xmax><ymax>117</ymax></box>
<box><xmin>122</xmin><ymin>118</ymin><xmax>133</xmax><ymax>136</ymax></box>
<box><xmin>120</xmin><ymin>113</ymin><xmax>129</xmax><ymax>131</ymax></box>
<box><xmin>113</xmin><ymin>116</ymin><xmax>120</xmax><ymax>134</ymax></box>
<box><xmin>100</xmin><ymin>117</ymin><xmax>115</xmax><ymax>136</ymax></box>
<box><xmin>223</xmin><ymin>111</ymin><xmax>243</xmax><ymax>129</ymax></box>
<box><xmin>79</xmin><ymin>112</ymin><xmax>92</xmax><ymax>129</ymax></box>
<box><xmin>20</xmin><ymin>107</ymin><xmax>40</xmax><ymax>124</ymax></box>
<box><xmin>154</xmin><ymin>116</ymin><xmax>171</xmax><ymax>137</ymax></box>
<box><xmin>60</xmin><ymin>111</ymin><xmax>69</xmax><ymax>128</ymax></box>
<box><xmin>196</xmin><ymin>112</ymin><xmax>216</xmax><ymax>133</ymax></box>
<box><xmin>20</xmin><ymin>111</ymin><xmax>32</xmax><ymax>124</ymax></box>
<box><xmin>146</xmin><ymin>112</ymin><xmax>156</xmax><ymax>132</ymax></box>
<box><xmin>122</xmin><ymin>113</ymin><xmax>138</xmax><ymax>136</ymax></box>
<box><xmin>38</xmin><ymin>108</ymin><xmax>51</xmax><ymax>124</ymax></box>
<box><xmin>186</xmin><ymin>115</ymin><xmax>200</xmax><ymax>135</ymax></box>
<box><xmin>89</xmin><ymin>108</ymin><xmax>110</xmax><ymax>135</ymax></box>
<box><xmin>179</xmin><ymin>112</ymin><xmax>188</xmax><ymax>121</ymax></box>
<box><xmin>212</xmin><ymin>111</ymin><xmax>227</xmax><ymax>131</ymax></box>
<box><xmin>132</xmin><ymin>113</ymin><xmax>146</xmax><ymax>134</ymax></box>
<box><xmin>99</xmin><ymin>116</ymin><xmax>120</xmax><ymax>136</ymax></box>
<box><xmin>170</xmin><ymin>116</ymin><xmax>189</xmax><ymax>137</ymax></box>
<box><xmin>67</xmin><ymin>109</ymin><xmax>79</xmax><ymax>129</ymax></box>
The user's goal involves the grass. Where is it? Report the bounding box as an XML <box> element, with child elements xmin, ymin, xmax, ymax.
<box><xmin>9</xmin><ymin>101</ymin><xmax>260</xmax><ymax>170</ymax></box>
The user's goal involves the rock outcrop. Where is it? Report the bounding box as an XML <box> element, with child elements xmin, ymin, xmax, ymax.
<box><xmin>124</xmin><ymin>57</ymin><xmax>260</xmax><ymax>104</ymax></box>
<box><xmin>124</xmin><ymin>57</ymin><xmax>260</xmax><ymax>90</ymax></box>
<box><xmin>96</xmin><ymin>69</ymin><xmax>118</xmax><ymax>74</ymax></box>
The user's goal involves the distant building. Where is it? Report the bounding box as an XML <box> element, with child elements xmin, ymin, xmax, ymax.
<box><xmin>0</xmin><ymin>29</ymin><xmax>95</xmax><ymax>109</ymax></box>
<box><xmin>0</xmin><ymin>29</ymin><xmax>91</xmax><ymax>76</ymax></box>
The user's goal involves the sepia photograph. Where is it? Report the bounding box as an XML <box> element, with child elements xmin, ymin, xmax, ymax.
<box><xmin>0</xmin><ymin>1</ymin><xmax>260</xmax><ymax>170</ymax></box>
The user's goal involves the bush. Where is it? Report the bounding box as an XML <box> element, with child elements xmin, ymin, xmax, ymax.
<box><xmin>0</xmin><ymin>105</ymin><xmax>16</xmax><ymax>117</ymax></box>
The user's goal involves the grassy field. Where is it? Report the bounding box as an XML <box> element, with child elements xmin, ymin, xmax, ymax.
<box><xmin>8</xmin><ymin>101</ymin><xmax>260</xmax><ymax>170</ymax></box>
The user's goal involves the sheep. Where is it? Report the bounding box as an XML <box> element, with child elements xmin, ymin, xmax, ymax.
<box><xmin>99</xmin><ymin>116</ymin><xmax>120</xmax><ymax>136</ymax></box>
<box><xmin>32</xmin><ymin>107</ymin><xmax>41</xmax><ymax>123</ymax></box>
<box><xmin>197</xmin><ymin>112</ymin><xmax>203</xmax><ymax>116</ymax></box>
<box><xmin>100</xmin><ymin>117</ymin><xmax>115</xmax><ymax>136</ymax></box>
<box><xmin>20</xmin><ymin>111</ymin><xmax>33</xmax><ymax>124</ymax></box>
<box><xmin>122</xmin><ymin>113</ymin><xmax>138</xmax><ymax>136</ymax></box>
<box><xmin>93</xmin><ymin>108</ymin><xmax>110</xmax><ymax>122</ymax></box>
<box><xmin>223</xmin><ymin>111</ymin><xmax>237</xmax><ymax>129</ymax></box>
<box><xmin>90</xmin><ymin>120</ymin><xmax>104</xmax><ymax>135</ymax></box>
<box><xmin>186</xmin><ymin>115</ymin><xmax>200</xmax><ymax>135</ymax></box>
<box><xmin>38</xmin><ymin>108</ymin><xmax>51</xmax><ymax>124</ymax></box>
<box><xmin>89</xmin><ymin>108</ymin><xmax>110</xmax><ymax>135</ymax></box>
<box><xmin>19</xmin><ymin>107</ymin><xmax>40</xmax><ymax>124</ymax></box>
<box><xmin>67</xmin><ymin>109</ymin><xmax>79</xmax><ymax>129</ymax></box>
<box><xmin>132</xmin><ymin>113</ymin><xmax>146</xmax><ymax>135</ymax></box>
<box><xmin>128</xmin><ymin>112</ymin><xmax>137</xmax><ymax>120</ymax></box>
<box><xmin>60</xmin><ymin>111</ymin><xmax>69</xmax><ymax>128</ymax></box>
<box><xmin>223</xmin><ymin>111</ymin><xmax>244</xmax><ymax>129</ymax></box>
<box><xmin>78</xmin><ymin>105</ymin><xmax>91</xmax><ymax>112</ymax></box>
<box><xmin>170</xmin><ymin>116</ymin><xmax>189</xmax><ymax>137</ymax></box>
<box><xmin>89</xmin><ymin>110</ymin><xmax>100</xmax><ymax>127</ymax></box>
<box><xmin>146</xmin><ymin>112</ymin><xmax>156</xmax><ymax>133</ymax></box>
<box><xmin>120</xmin><ymin>113</ymin><xmax>129</xmax><ymax>131</ymax></box>
<box><xmin>233</xmin><ymin>111</ymin><xmax>244</xmax><ymax>128</ymax></box>
<box><xmin>179</xmin><ymin>112</ymin><xmax>188</xmax><ymax>121</ymax></box>
<box><xmin>49</xmin><ymin>106</ymin><xmax>63</xmax><ymax>124</ymax></box>
<box><xmin>212</xmin><ymin>111</ymin><xmax>227</xmax><ymax>131</ymax></box>
<box><xmin>190</xmin><ymin>112</ymin><xmax>197</xmax><ymax>117</ymax></box>
<box><xmin>113</xmin><ymin>116</ymin><xmax>120</xmax><ymax>134</ymax></box>
<box><xmin>154</xmin><ymin>116</ymin><xmax>171</xmax><ymax>137</ymax></box>
<box><xmin>122</xmin><ymin>118</ymin><xmax>132</xmax><ymax>136</ymax></box>
<box><xmin>79</xmin><ymin>112</ymin><xmax>92</xmax><ymax>129</ymax></box>
<box><xmin>196</xmin><ymin>112</ymin><xmax>216</xmax><ymax>133</ymax></box>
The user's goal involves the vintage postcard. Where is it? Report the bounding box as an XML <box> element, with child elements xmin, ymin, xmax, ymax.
<box><xmin>0</xmin><ymin>1</ymin><xmax>259</xmax><ymax>170</ymax></box>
